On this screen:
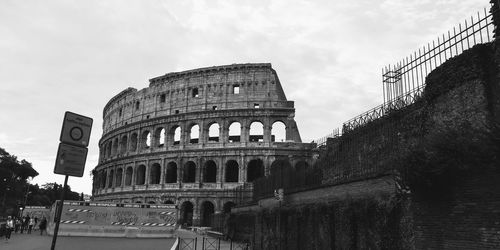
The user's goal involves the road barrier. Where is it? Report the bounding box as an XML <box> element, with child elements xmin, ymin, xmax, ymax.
<box><xmin>48</xmin><ymin>200</ymin><xmax>178</xmax><ymax>238</ymax></box>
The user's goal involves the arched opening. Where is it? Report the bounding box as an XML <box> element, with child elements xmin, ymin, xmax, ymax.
<box><xmin>228</xmin><ymin>122</ymin><xmax>241</xmax><ymax>142</ymax></box>
<box><xmin>141</xmin><ymin>131</ymin><xmax>151</xmax><ymax>149</ymax></box>
<box><xmin>294</xmin><ymin>160</ymin><xmax>309</xmax><ymax>186</ymax></box>
<box><xmin>208</xmin><ymin>123</ymin><xmax>220</xmax><ymax>142</ymax></box>
<box><xmin>135</xmin><ymin>201</ymin><xmax>142</xmax><ymax>204</ymax></box>
<box><xmin>203</xmin><ymin>160</ymin><xmax>217</xmax><ymax>183</ymax></box>
<box><xmin>163</xmin><ymin>200</ymin><xmax>175</xmax><ymax>204</ymax></box>
<box><xmin>223</xmin><ymin>202</ymin><xmax>236</xmax><ymax>214</ymax></box>
<box><xmin>155</xmin><ymin>128</ymin><xmax>165</xmax><ymax>148</ymax></box>
<box><xmin>225</xmin><ymin>160</ymin><xmax>239</xmax><ymax>182</ymax></box>
<box><xmin>189</xmin><ymin>124</ymin><xmax>199</xmax><ymax>144</ymax></box>
<box><xmin>166</xmin><ymin>162</ymin><xmax>178</xmax><ymax>183</ymax></box>
<box><xmin>120</xmin><ymin>135</ymin><xmax>128</xmax><ymax>154</ymax></box>
<box><xmin>270</xmin><ymin>159</ymin><xmax>292</xmax><ymax>188</ymax></box>
<box><xmin>192</xmin><ymin>88</ymin><xmax>199</xmax><ymax>98</ymax></box>
<box><xmin>116</xmin><ymin>168</ymin><xmax>123</xmax><ymax>187</ymax></box>
<box><xmin>130</xmin><ymin>133</ymin><xmax>138</xmax><ymax>152</ymax></box>
<box><xmin>107</xmin><ymin>169</ymin><xmax>114</xmax><ymax>188</ymax></box>
<box><xmin>201</xmin><ymin>201</ymin><xmax>215</xmax><ymax>227</ymax></box>
<box><xmin>172</xmin><ymin>126</ymin><xmax>181</xmax><ymax>145</ymax></box>
<box><xmin>180</xmin><ymin>201</ymin><xmax>194</xmax><ymax>226</ymax></box>
<box><xmin>247</xmin><ymin>159</ymin><xmax>264</xmax><ymax>182</ymax></box>
<box><xmin>100</xmin><ymin>171</ymin><xmax>106</xmax><ymax>189</ymax></box>
<box><xmin>149</xmin><ymin>163</ymin><xmax>161</xmax><ymax>184</ymax></box>
<box><xmin>272</xmin><ymin>121</ymin><xmax>287</xmax><ymax>142</ymax></box>
<box><xmin>148</xmin><ymin>201</ymin><xmax>156</xmax><ymax>204</ymax></box>
<box><xmin>249</xmin><ymin>121</ymin><xmax>264</xmax><ymax>142</ymax></box>
<box><xmin>183</xmin><ymin>161</ymin><xmax>196</xmax><ymax>183</ymax></box>
<box><xmin>125</xmin><ymin>167</ymin><xmax>133</xmax><ymax>186</ymax></box>
<box><xmin>112</xmin><ymin>138</ymin><xmax>118</xmax><ymax>155</ymax></box>
<box><xmin>295</xmin><ymin>160</ymin><xmax>309</xmax><ymax>171</ymax></box>
<box><xmin>136</xmin><ymin>165</ymin><xmax>146</xmax><ymax>185</ymax></box>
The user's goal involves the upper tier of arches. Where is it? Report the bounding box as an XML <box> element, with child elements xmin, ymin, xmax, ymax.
<box><xmin>99</xmin><ymin>117</ymin><xmax>302</xmax><ymax>163</ymax></box>
<box><xmin>102</xmin><ymin>63</ymin><xmax>291</xmax><ymax>134</ymax></box>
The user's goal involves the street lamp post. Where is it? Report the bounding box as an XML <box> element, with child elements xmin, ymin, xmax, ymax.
<box><xmin>1</xmin><ymin>178</ymin><xmax>10</xmax><ymax>215</ymax></box>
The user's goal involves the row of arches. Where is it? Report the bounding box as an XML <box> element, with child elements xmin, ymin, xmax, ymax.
<box><xmin>180</xmin><ymin>200</ymin><xmax>236</xmax><ymax>227</ymax></box>
<box><xmin>95</xmin><ymin>159</ymin><xmax>268</xmax><ymax>190</ymax></box>
<box><xmin>101</xmin><ymin>120</ymin><xmax>288</xmax><ymax>161</ymax></box>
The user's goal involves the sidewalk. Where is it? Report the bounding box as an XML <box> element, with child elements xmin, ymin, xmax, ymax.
<box><xmin>1</xmin><ymin>231</ymin><xmax>175</xmax><ymax>250</ymax></box>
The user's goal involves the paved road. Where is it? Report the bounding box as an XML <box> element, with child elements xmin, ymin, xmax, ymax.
<box><xmin>1</xmin><ymin>229</ymin><xmax>248</xmax><ymax>250</ymax></box>
<box><xmin>1</xmin><ymin>233</ymin><xmax>175</xmax><ymax>250</ymax></box>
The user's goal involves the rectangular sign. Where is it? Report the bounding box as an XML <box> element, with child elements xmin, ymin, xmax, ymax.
<box><xmin>59</xmin><ymin>111</ymin><xmax>93</xmax><ymax>147</ymax></box>
<box><xmin>54</xmin><ymin>142</ymin><xmax>88</xmax><ymax>177</ymax></box>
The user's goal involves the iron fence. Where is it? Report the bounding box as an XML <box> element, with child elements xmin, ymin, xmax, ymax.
<box><xmin>202</xmin><ymin>237</ymin><xmax>220</xmax><ymax>250</ymax></box>
<box><xmin>318</xmin><ymin>5</ymin><xmax>496</xmax><ymax>135</ymax></box>
<box><xmin>384</xmin><ymin>7</ymin><xmax>493</xmax><ymax>103</ymax></box>
<box><xmin>176</xmin><ymin>237</ymin><xmax>251</xmax><ymax>250</ymax></box>
<box><xmin>313</xmin><ymin>127</ymin><xmax>341</xmax><ymax>147</ymax></box>
<box><xmin>178</xmin><ymin>238</ymin><xmax>197</xmax><ymax>250</ymax></box>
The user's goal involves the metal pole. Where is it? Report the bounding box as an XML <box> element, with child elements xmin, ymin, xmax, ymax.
<box><xmin>51</xmin><ymin>175</ymin><xmax>69</xmax><ymax>250</ymax></box>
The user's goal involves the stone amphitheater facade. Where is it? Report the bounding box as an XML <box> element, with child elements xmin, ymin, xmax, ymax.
<box><xmin>91</xmin><ymin>63</ymin><xmax>315</xmax><ymax>226</ymax></box>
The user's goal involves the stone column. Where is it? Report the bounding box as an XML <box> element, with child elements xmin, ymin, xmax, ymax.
<box><xmin>241</xmin><ymin>123</ymin><xmax>249</xmax><ymax>144</ymax></box>
<box><xmin>112</xmin><ymin>165</ymin><xmax>117</xmax><ymax>189</ymax></box>
<box><xmin>197</xmin><ymin>157</ymin><xmax>203</xmax><ymax>185</ymax></box>
<box><xmin>218</xmin><ymin>158</ymin><xmax>224</xmax><ymax>188</ymax></box>
<box><xmin>121</xmin><ymin>167</ymin><xmax>126</xmax><ymax>188</ymax></box>
<box><xmin>177</xmin><ymin>159</ymin><xmax>182</xmax><ymax>184</ymax></box>
<box><xmin>239</xmin><ymin>155</ymin><xmax>246</xmax><ymax>183</ymax></box>
<box><xmin>264</xmin><ymin>124</ymin><xmax>272</xmax><ymax>143</ymax></box>
<box><xmin>193</xmin><ymin>199</ymin><xmax>201</xmax><ymax>226</ymax></box>
<box><xmin>145</xmin><ymin>160</ymin><xmax>150</xmax><ymax>186</ymax></box>
<box><xmin>221</xmin><ymin>121</ymin><xmax>229</xmax><ymax>144</ymax></box>
<box><xmin>181</xmin><ymin>122</ymin><xmax>188</xmax><ymax>148</ymax></box>
<box><xmin>131</xmin><ymin>164</ymin><xmax>137</xmax><ymax>189</ymax></box>
<box><xmin>160</xmin><ymin>159</ymin><xmax>166</xmax><ymax>185</ymax></box>
<box><xmin>199</xmin><ymin>120</ymin><xmax>206</xmax><ymax>145</ymax></box>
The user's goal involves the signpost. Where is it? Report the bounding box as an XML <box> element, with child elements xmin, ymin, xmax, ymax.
<box><xmin>51</xmin><ymin>111</ymin><xmax>93</xmax><ymax>250</ymax></box>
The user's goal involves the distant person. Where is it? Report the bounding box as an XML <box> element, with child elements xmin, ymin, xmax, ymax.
<box><xmin>14</xmin><ymin>217</ymin><xmax>21</xmax><ymax>233</ymax></box>
<box><xmin>28</xmin><ymin>217</ymin><xmax>35</xmax><ymax>233</ymax></box>
<box><xmin>21</xmin><ymin>216</ymin><xmax>29</xmax><ymax>233</ymax></box>
<box><xmin>34</xmin><ymin>217</ymin><xmax>38</xmax><ymax>232</ymax></box>
<box><xmin>5</xmin><ymin>216</ymin><xmax>14</xmax><ymax>242</ymax></box>
<box><xmin>39</xmin><ymin>217</ymin><xmax>47</xmax><ymax>236</ymax></box>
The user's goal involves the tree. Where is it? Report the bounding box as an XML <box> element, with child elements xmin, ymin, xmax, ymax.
<box><xmin>0</xmin><ymin>147</ymin><xmax>38</xmax><ymax>216</ymax></box>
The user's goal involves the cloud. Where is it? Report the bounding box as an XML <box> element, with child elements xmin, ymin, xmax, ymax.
<box><xmin>0</xmin><ymin>0</ymin><xmax>489</xmax><ymax>193</ymax></box>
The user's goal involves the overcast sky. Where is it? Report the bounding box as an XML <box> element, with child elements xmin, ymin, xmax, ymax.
<box><xmin>0</xmin><ymin>0</ymin><xmax>488</xmax><ymax>194</ymax></box>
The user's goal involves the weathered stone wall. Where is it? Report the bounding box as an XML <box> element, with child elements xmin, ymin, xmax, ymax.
<box><xmin>230</xmin><ymin>42</ymin><xmax>500</xmax><ymax>249</ymax></box>
<box><xmin>230</xmin><ymin>178</ymin><xmax>411</xmax><ymax>250</ymax></box>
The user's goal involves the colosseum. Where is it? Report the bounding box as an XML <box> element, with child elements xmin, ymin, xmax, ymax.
<box><xmin>92</xmin><ymin>63</ymin><xmax>315</xmax><ymax>226</ymax></box>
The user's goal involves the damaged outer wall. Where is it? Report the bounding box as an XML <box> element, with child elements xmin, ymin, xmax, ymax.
<box><xmin>229</xmin><ymin>42</ymin><xmax>500</xmax><ymax>249</ymax></box>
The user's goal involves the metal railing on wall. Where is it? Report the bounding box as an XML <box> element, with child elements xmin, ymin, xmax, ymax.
<box><xmin>318</xmin><ymin>5</ymin><xmax>496</xmax><ymax>136</ymax></box>
<box><xmin>345</xmin><ymin>6</ymin><xmax>495</xmax><ymax>132</ymax></box>
<box><xmin>295</xmin><ymin>5</ymin><xmax>498</xmax><ymax>201</ymax></box>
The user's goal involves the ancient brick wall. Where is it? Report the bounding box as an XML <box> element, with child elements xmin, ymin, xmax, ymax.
<box><xmin>230</xmin><ymin>42</ymin><xmax>500</xmax><ymax>249</ymax></box>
